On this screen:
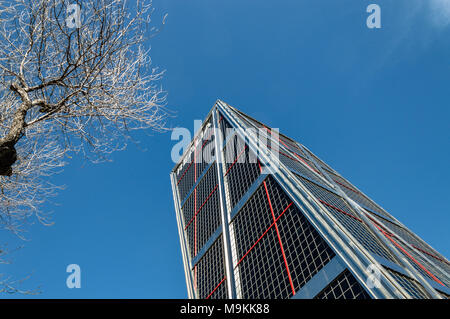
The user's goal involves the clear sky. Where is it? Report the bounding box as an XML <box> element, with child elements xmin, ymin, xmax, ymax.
<box><xmin>2</xmin><ymin>0</ymin><xmax>449</xmax><ymax>298</ymax></box>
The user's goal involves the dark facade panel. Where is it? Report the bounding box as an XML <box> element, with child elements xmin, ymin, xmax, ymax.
<box><xmin>233</xmin><ymin>108</ymin><xmax>265</xmax><ymax>130</ymax></box>
<box><xmin>182</xmin><ymin>163</ymin><xmax>221</xmax><ymax>260</ymax></box>
<box><xmin>314</xmin><ymin>269</ymin><xmax>371</xmax><ymax>299</ymax></box>
<box><xmin>384</xmin><ymin>268</ymin><xmax>429</xmax><ymax>299</ymax></box>
<box><xmin>302</xmin><ymin>147</ymin><xmax>336</xmax><ymax>173</ymax></box>
<box><xmin>176</xmin><ymin>117</ymin><xmax>215</xmax><ymax>203</ymax></box>
<box><xmin>278</xmin><ymin>135</ymin><xmax>307</xmax><ymax>158</ymax></box>
<box><xmin>397</xmin><ymin>243</ymin><xmax>450</xmax><ymax>288</ymax></box>
<box><xmin>275</xmin><ymin>193</ymin><xmax>336</xmax><ymax>292</ymax></box>
<box><xmin>196</xmin><ymin>135</ymin><xmax>215</xmax><ymax>178</ymax></box>
<box><xmin>181</xmin><ymin>193</ymin><xmax>196</xmax><ymax>260</ymax></box>
<box><xmin>171</xmin><ymin>101</ymin><xmax>449</xmax><ymax>299</ymax></box>
<box><xmin>238</xmin><ymin>227</ymin><xmax>293</xmax><ymax>299</ymax></box>
<box><xmin>232</xmin><ymin>176</ymin><xmax>335</xmax><ymax>298</ymax></box>
<box><xmin>223</xmin><ymin>133</ymin><xmax>261</xmax><ymax>211</ymax></box>
<box><xmin>278</xmin><ymin>150</ymin><xmax>327</xmax><ymax>188</ymax></box>
<box><xmin>195</xmin><ymin>235</ymin><xmax>227</xmax><ymax>299</ymax></box>
<box><xmin>325</xmin><ymin>170</ymin><xmax>394</xmax><ymax>221</ymax></box>
<box><xmin>297</xmin><ymin>174</ymin><xmax>397</xmax><ymax>263</ymax></box>
<box><xmin>176</xmin><ymin>152</ymin><xmax>195</xmax><ymax>203</ymax></box>
<box><xmin>219</xmin><ymin>113</ymin><xmax>234</xmax><ymax>142</ymax></box>
<box><xmin>374</xmin><ymin>213</ymin><xmax>450</xmax><ymax>274</ymax></box>
<box><xmin>231</xmin><ymin>180</ymin><xmax>276</xmax><ymax>260</ymax></box>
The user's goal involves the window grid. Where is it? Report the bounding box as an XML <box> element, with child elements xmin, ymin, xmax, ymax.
<box><xmin>195</xmin><ymin>123</ymin><xmax>215</xmax><ymax>178</ymax></box>
<box><xmin>278</xmin><ymin>150</ymin><xmax>327</xmax><ymax>188</ymax></box>
<box><xmin>231</xmin><ymin>176</ymin><xmax>335</xmax><ymax>298</ymax></box>
<box><xmin>182</xmin><ymin>194</ymin><xmax>196</xmax><ymax>260</ymax></box>
<box><xmin>371</xmin><ymin>219</ymin><xmax>450</xmax><ymax>288</ymax></box>
<box><xmin>302</xmin><ymin>147</ymin><xmax>336</xmax><ymax>173</ymax></box>
<box><xmin>237</xmin><ymin>227</ymin><xmax>292</xmax><ymax>298</ymax></box>
<box><xmin>276</xmin><ymin>197</ymin><xmax>335</xmax><ymax>291</ymax></box>
<box><xmin>181</xmin><ymin>164</ymin><xmax>221</xmax><ymax>260</ymax></box>
<box><xmin>327</xmin><ymin>170</ymin><xmax>394</xmax><ymax>220</ymax></box>
<box><xmin>207</xmin><ymin>278</ymin><xmax>227</xmax><ymax>299</ymax></box>
<box><xmin>263</xmin><ymin>126</ymin><xmax>309</xmax><ymax>162</ymax></box>
<box><xmin>276</xmin><ymin>143</ymin><xmax>322</xmax><ymax>176</ymax></box>
<box><xmin>234</xmin><ymin>109</ymin><xmax>265</xmax><ymax>130</ymax></box>
<box><xmin>233</xmin><ymin>109</ymin><xmax>312</xmax><ymax>166</ymax></box>
<box><xmin>195</xmin><ymin>235</ymin><xmax>228</xmax><ymax>299</ymax></box>
<box><xmin>219</xmin><ymin>113</ymin><xmax>234</xmax><ymax>142</ymax></box>
<box><xmin>397</xmin><ymin>243</ymin><xmax>450</xmax><ymax>288</ymax></box>
<box><xmin>314</xmin><ymin>269</ymin><xmax>371</xmax><ymax>299</ymax></box>
<box><xmin>223</xmin><ymin>133</ymin><xmax>261</xmax><ymax>211</ymax></box>
<box><xmin>371</xmin><ymin>216</ymin><xmax>450</xmax><ymax>288</ymax></box>
<box><xmin>278</xmin><ymin>135</ymin><xmax>308</xmax><ymax>159</ymax></box>
<box><xmin>297</xmin><ymin>175</ymin><xmax>397</xmax><ymax>263</ymax></box>
<box><xmin>175</xmin><ymin>106</ymin><xmax>450</xmax><ymax>300</ymax></box>
<box><xmin>233</xmin><ymin>109</ymin><xmax>306</xmax><ymax>158</ymax></box>
<box><xmin>176</xmin><ymin>120</ymin><xmax>215</xmax><ymax>203</ymax></box>
<box><xmin>177</xmin><ymin>153</ymin><xmax>195</xmax><ymax>203</ymax></box>
<box><xmin>374</xmin><ymin>214</ymin><xmax>450</xmax><ymax>274</ymax></box>
<box><xmin>384</xmin><ymin>267</ymin><xmax>429</xmax><ymax>299</ymax></box>
<box><xmin>230</xmin><ymin>182</ymin><xmax>274</xmax><ymax>259</ymax></box>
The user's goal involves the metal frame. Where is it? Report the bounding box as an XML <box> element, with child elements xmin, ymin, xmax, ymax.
<box><xmin>298</xmin><ymin>143</ymin><xmax>444</xmax><ymax>299</ymax></box>
<box><xmin>170</xmin><ymin>99</ymin><xmax>448</xmax><ymax>299</ymax></box>
<box><xmin>212</xmin><ymin>108</ymin><xmax>237</xmax><ymax>298</ymax></box>
<box><xmin>292</xmin><ymin>256</ymin><xmax>346</xmax><ymax>299</ymax></box>
<box><xmin>216</xmin><ymin>100</ymin><xmax>398</xmax><ymax>299</ymax></box>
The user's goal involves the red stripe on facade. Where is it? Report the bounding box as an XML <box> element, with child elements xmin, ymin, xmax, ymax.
<box><xmin>290</xmin><ymin>149</ymin><xmax>319</xmax><ymax>174</ymax></box>
<box><xmin>366</xmin><ymin>216</ymin><xmax>397</xmax><ymax>238</ymax></box>
<box><xmin>372</xmin><ymin>223</ymin><xmax>445</xmax><ymax>286</ymax></box>
<box><xmin>186</xmin><ymin>138</ymin><xmax>251</xmax><ymax>231</ymax></box>
<box><xmin>224</xmin><ymin>145</ymin><xmax>248</xmax><ymax>177</ymax></box>
<box><xmin>258</xmin><ymin>160</ymin><xmax>263</xmax><ymax>173</ymax></box>
<box><xmin>235</xmin><ymin>202</ymin><xmax>293</xmax><ymax>267</ymax></box>
<box><xmin>193</xmin><ymin>266</ymin><xmax>197</xmax><ymax>291</ymax></box>
<box><xmin>318</xmin><ymin>199</ymin><xmax>363</xmax><ymax>222</ymax></box>
<box><xmin>263</xmin><ymin>126</ymin><xmax>319</xmax><ymax>174</ymax></box>
<box><xmin>177</xmin><ymin>158</ymin><xmax>194</xmax><ymax>185</ymax></box>
<box><xmin>205</xmin><ymin>277</ymin><xmax>226</xmax><ymax>299</ymax></box>
<box><xmin>263</xmin><ymin>181</ymin><xmax>296</xmax><ymax>296</ymax></box>
<box><xmin>200</xmin><ymin>127</ymin><xmax>214</xmax><ymax>149</ymax></box>
<box><xmin>412</xmin><ymin>245</ymin><xmax>450</xmax><ymax>265</ymax></box>
<box><xmin>334</xmin><ymin>179</ymin><xmax>360</xmax><ymax>195</ymax></box>
<box><xmin>185</xmin><ymin>184</ymin><xmax>219</xmax><ymax>230</ymax></box>
<box><xmin>177</xmin><ymin>126</ymin><xmax>214</xmax><ymax>186</ymax></box>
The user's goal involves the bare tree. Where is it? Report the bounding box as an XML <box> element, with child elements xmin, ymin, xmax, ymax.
<box><xmin>0</xmin><ymin>0</ymin><xmax>168</xmax><ymax>238</ymax></box>
<box><xmin>0</xmin><ymin>244</ymin><xmax>40</xmax><ymax>294</ymax></box>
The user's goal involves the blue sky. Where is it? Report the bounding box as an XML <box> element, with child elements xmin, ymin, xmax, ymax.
<box><xmin>2</xmin><ymin>0</ymin><xmax>449</xmax><ymax>298</ymax></box>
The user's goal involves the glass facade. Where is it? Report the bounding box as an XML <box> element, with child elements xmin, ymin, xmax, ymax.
<box><xmin>170</xmin><ymin>100</ymin><xmax>450</xmax><ymax>299</ymax></box>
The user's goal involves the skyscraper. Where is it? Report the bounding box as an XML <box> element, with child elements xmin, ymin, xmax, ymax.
<box><xmin>170</xmin><ymin>100</ymin><xmax>449</xmax><ymax>299</ymax></box>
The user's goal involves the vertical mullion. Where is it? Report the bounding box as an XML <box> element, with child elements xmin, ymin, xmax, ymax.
<box><xmin>213</xmin><ymin>108</ymin><xmax>237</xmax><ymax>299</ymax></box>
